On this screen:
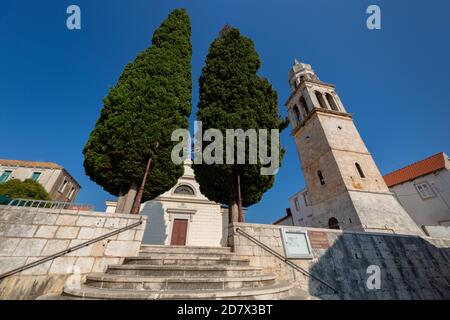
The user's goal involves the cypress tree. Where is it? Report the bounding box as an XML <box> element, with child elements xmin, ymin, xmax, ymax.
<box><xmin>192</xmin><ymin>27</ymin><xmax>287</xmax><ymax>222</ymax></box>
<box><xmin>83</xmin><ymin>9</ymin><xmax>192</xmax><ymax>213</ymax></box>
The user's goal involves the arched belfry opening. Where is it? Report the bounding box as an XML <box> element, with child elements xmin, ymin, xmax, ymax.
<box><xmin>326</xmin><ymin>93</ymin><xmax>339</xmax><ymax>111</ymax></box>
<box><xmin>293</xmin><ymin>105</ymin><xmax>301</xmax><ymax>123</ymax></box>
<box><xmin>299</xmin><ymin>96</ymin><xmax>309</xmax><ymax>117</ymax></box>
<box><xmin>315</xmin><ymin>91</ymin><xmax>327</xmax><ymax>109</ymax></box>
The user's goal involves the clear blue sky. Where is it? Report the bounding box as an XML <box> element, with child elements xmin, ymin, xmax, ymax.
<box><xmin>1</xmin><ymin>0</ymin><xmax>449</xmax><ymax>223</ymax></box>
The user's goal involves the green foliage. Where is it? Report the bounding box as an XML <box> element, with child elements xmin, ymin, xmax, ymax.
<box><xmin>192</xmin><ymin>27</ymin><xmax>285</xmax><ymax>209</ymax></box>
<box><xmin>83</xmin><ymin>9</ymin><xmax>192</xmax><ymax>201</ymax></box>
<box><xmin>0</xmin><ymin>179</ymin><xmax>50</xmax><ymax>201</ymax></box>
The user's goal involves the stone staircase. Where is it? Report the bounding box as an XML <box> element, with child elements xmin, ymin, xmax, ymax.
<box><xmin>54</xmin><ymin>245</ymin><xmax>295</xmax><ymax>300</ymax></box>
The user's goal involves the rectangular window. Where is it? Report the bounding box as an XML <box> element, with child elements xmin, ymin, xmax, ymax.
<box><xmin>415</xmin><ymin>182</ymin><xmax>435</xmax><ymax>199</ymax></box>
<box><xmin>31</xmin><ymin>172</ymin><xmax>41</xmax><ymax>182</ymax></box>
<box><xmin>294</xmin><ymin>197</ymin><xmax>300</xmax><ymax>211</ymax></box>
<box><xmin>67</xmin><ymin>187</ymin><xmax>75</xmax><ymax>200</ymax></box>
<box><xmin>303</xmin><ymin>192</ymin><xmax>310</xmax><ymax>206</ymax></box>
<box><xmin>59</xmin><ymin>179</ymin><xmax>68</xmax><ymax>193</ymax></box>
<box><xmin>0</xmin><ymin>170</ymin><xmax>12</xmax><ymax>183</ymax></box>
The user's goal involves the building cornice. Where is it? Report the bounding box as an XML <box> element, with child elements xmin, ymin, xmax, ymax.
<box><xmin>291</xmin><ymin>108</ymin><xmax>353</xmax><ymax>137</ymax></box>
<box><xmin>167</xmin><ymin>208</ymin><xmax>197</xmax><ymax>214</ymax></box>
<box><xmin>155</xmin><ymin>195</ymin><xmax>219</xmax><ymax>206</ymax></box>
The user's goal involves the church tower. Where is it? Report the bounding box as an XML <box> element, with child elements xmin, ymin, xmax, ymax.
<box><xmin>286</xmin><ymin>59</ymin><xmax>423</xmax><ymax>236</ymax></box>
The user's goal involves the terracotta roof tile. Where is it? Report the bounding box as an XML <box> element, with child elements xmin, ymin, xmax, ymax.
<box><xmin>383</xmin><ymin>152</ymin><xmax>447</xmax><ymax>187</ymax></box>
<box><xmin>0</xmin><ymin>159</ymin><xmax>63</xmax><ymax>169</ymax></box>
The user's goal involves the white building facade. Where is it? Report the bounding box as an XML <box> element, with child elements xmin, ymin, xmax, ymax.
<box><xmin>287</xmin><ymin>189</ymin><xmax>312</xmax><ymax>227</ymax></box>
<box><xmin>0</xmin><ymin>159</ymin><xmax>80</xmax><ymax>202</ymax></box>
<box><xmin>139</xmin><ymin>160</ymin><xmax>228</xmax><ymax>247</ymax></box>
<box><xmin>384</xmin><ymin>152</ymin><xmax>450</xmax><ymax>228</ymax></box>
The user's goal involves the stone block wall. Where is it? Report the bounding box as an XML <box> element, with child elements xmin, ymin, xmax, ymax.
<box><xmin>423</xmin><ymin>225</ymin><xmax>450</xmax><ymax>239</ymax></box>
<box><xmin>0</xmin><ymin>205</ymin><xmax>146</xmax><ymax>299</ymax></box>
<box><xmin>228</xmin><ymin>223</ymin><xmax>450</xmax><ymax>300</ymax></box>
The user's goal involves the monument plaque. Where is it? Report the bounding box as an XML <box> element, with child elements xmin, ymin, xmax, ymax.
<box><xmin>280</xmin><ymin>227</ymin><xmax>313</xmax><ymax>259</ymax></box>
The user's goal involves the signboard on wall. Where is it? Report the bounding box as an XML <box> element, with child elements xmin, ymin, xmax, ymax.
<box><xmin>280</xmin><ymin>227</ymin><xmax>313</xmax><ymax>259</ymax></box>
<box><xmin>308</xmin><ymin>231</ymin><xmax>330</xmax><ymax>249</ymax></box>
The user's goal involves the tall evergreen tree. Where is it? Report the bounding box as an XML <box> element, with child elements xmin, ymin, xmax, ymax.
<box><xmin>192</xmin><ymin>27</ymin><xmax>287</xmax><ymax>222</ymax></box>
<box><xmin>83</xmin><ymin>9</ymin><xmax>192</xmax><ymax>213</ymax></box>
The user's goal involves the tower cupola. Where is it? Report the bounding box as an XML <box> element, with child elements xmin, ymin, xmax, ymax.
<box><xmin>288</xmin><ymin>59</ymin><xmax>319</xmax><ymax>91</ymax></box>
<box><xmin>286</xmin><ymin>58</ymin><xmax>346</xmax><ymax>129</ymax></box>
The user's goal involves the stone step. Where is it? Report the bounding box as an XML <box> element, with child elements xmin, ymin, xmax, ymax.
<box><xmin>63</xmin><ymin>282</ymin><xmax>293</xmax><ymax>300</ymax></box>
<box><xmin>85</xmin><ymin>273</ymin><xmax>277</xmax><ymax>290</ymax></box>
<box><xmin>282</xmin><ymin>288</ymin><xmax>318</xmax><ymax>300</ymax></box>
<box><xmin>106</xmin><ymin>264</ymin><xmax>263</xmax><ymax>277</ymax></box>
<box><xmin>138</xmin><ymin>251</ymin><xmax>235</xmax><ymax>259</ymax></box>
<box><xmin>124</xmin><ymin>256</ymin><xmax>250</xmax><ymax>267</ymax></box>
<box><xmin>36</xmin><ymin>293</ymin><xmax>84</xmax><ymax>300</ymax></box>
<box><xmin>139</xmin><ymin>245</ymin><xmax>232</xmax><ymax>255</ymax></box>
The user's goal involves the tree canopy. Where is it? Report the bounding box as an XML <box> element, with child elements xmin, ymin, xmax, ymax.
<box><xmin>192</xmin><ymin>27</ymin><xmax>286</xmax><ymax>221</ymax></box>
<box><xmin>83</xmin><ymin>9</ymin><xmax>192</xmax><ymax>204</ymax></box>
<box><xmin>0</xmin><ymin>179</ymin><xmax>50</xmax><ymax>201</ymax></box>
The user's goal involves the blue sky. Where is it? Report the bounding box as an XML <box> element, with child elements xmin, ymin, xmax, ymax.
<box><xmin>1</xmin><ymin>0</ymin><xmax>449</xmax><ymax>223</ymax></box>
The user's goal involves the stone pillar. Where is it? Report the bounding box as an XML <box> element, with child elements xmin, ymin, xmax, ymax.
<box><xmin>121</xmin><ymin>182</ymin><xmax>138</xmax><ymax>215</ymax></box>
<box><xmin>115</xmin><ymin>188</ymin><xmax>126</xmax><ymax>213</ymax></box>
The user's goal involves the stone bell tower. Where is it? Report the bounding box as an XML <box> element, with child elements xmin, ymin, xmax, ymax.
<box><xmin>286</xmin><ymin>59</ymin><xmax>423</xmax><ymax>236</ymax></box>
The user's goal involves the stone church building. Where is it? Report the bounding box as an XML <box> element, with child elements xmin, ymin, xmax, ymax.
<box><xmin>140</xmin><ymin>160</ymin><xmax>228</xmax><ymax>246</ymax></box>
<box><xmin>107</xmin><ymin>160</ymin><xmax>228</xmax><ymax>246</ymax></box>
<box><xmin>284</xmin><ymin>59</ymin><xmax>423</xmax><ymax>236</ymax></box>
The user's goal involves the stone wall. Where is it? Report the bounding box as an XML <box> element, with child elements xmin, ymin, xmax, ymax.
<box><xmin>228</xmin><ymin>223</ymin><xmax>450</xmax><ymax>300</ymax></box>
<box><xmin>423</xmin><ymin>225</ymin><xmax>450</xmax><ymax>239</ymax></box>
<box><xmin>0</xmin><ymin>205</ymin><xmax>146</xmax><ymax>299</ymax></box>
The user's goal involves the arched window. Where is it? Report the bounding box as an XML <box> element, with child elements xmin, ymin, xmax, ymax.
<box><xmin>355</xmin><ymin>163</ymin><xmax>365</xmax><ymax>178</ymax></box>
<box><xmin>299</xmin><ymin>97</ymin><xmax>309</xmax><ymax>117</ymax></box>
<box><xmin>326</xmin><ymin>93</ymin><xmax>339</xmax><ymax>111</ymax></box>
<box><xmin>317</xmin><ymin>170</ymin><xmax>325</xmax><ymax>185</ymax></box>
<box><xmin>328</xmin><ymin>217</ymin><xmax>340</xmax><ymax>230</ymax></box>
<box><xmin>174</xmin><ymin>184</ymin><xmax>195</xmax><ymax>195</ymax></box>
<box><xmin>315</xmin><ymin>91</ymin><xmax>327</xmax><ymax>109</ymax></box>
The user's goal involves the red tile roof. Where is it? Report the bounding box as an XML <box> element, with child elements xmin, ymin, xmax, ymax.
<box><xmin>0</xmin><ymin>159</ymin><xmax>62</xmax><ymax>169</ymax></box>
<box><xmin>383</xmin><ymin>152</ymin><xmax>447</xmax><ymax>187</ymax></box>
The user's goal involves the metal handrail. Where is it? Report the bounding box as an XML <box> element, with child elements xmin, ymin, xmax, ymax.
<box><xmin>235</xmin><ymin>227</ymin><xmax>338</xmax><ymax>294</ymax></box>
<box><xmin>0</xmin><ymin>219</ymin><xmax>143</xmax><ymax>280</ymax></box>
<box><xmin>7</xmin><ymin>198</ymin><xmax>93</xmax><ymax>212</ymax></box>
